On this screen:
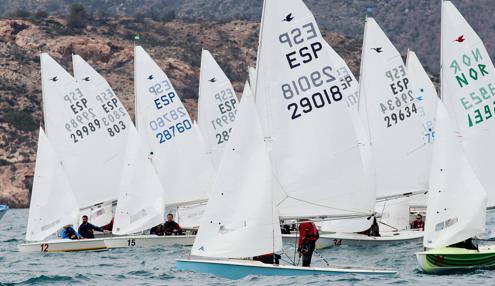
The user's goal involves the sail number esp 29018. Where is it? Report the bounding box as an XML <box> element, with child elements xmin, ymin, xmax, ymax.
<box><xmin>278</xmin><ymin>22</ymin><xmax>352</xmax><ymax>120</ymax></box>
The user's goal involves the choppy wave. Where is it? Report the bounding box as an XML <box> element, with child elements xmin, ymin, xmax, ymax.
<box><xmin>1</xmin><ymin>209</ymin><xmax>495</xmax><ymax>285</ymax></box>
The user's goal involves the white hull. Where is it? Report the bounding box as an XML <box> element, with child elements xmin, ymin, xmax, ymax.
<box><xmin>283</xmin><ymin>230</ymin><xmax>423</xmax><ymax>249</ymax></box>
<box><xmin>104</xmin><ymin>234</ymin><xmax>195</xmax><ymax>249</ymax></box>
<box><xmin>320</xmin><ymin>230</ymin><xmax>423</xmax><ymax>246</ymax></box>
<box><xmin>18</xmin><ymin>238</ymin><xmax>107</xmax><ymax>253</ymax></box>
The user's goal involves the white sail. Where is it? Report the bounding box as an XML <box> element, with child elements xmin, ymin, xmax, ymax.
<box><xmin>248</xmin><ymin>66</ymin><xmax>257</xmax><ymax>95</ymax></box>
<box><xmin>423</xmin><ymin>103</ymin><xmax>486</xmax><ymax>248</ymax></box>
<box><xmin>254</xmin><ymin>0</ymin><xmax>373</xmax><ymax>219</ymax></box>
<box><xmin>72</xmin><ymin>54</ymin><xmax>133</xmax><ymax>224</ymax></box>
<box><xmin>358</xmin><ymin>18</ymin><xmax>428</xmax><ymax>199</ymax></box>
<box><xmin>26</xmin><ymin>128</ymin><xmax>79</xmax><ymax>241</ymax></box>
<box><xmin>441</xmin><ymin>1</ymin><xmax>495</xmax><ymax>207</ymax></box>
<box><xmin>375</xmin><ymin>198</ymin><xmax>411</xmax><ymax>231</ymax></box>
<box><xmin>197</xmin><ymin>49</ymin><xmax>239</xmax><ymax>169</ymax></box>
<box><xmin>406</xmin><ymin>50</ymin><xmax>438</xmax><ymax>180</ymax></box>
<box><xmin>41</xmin><ymin>54</ymin><xmax>126</xmax><ymax>208</ymax></box>
<box><xmin>134</xmin><ymin>46</ymin><xmax>214</xmax><ymax>206</ymax></box>
<box><xmin>192</xmin><ymin>90</ymin><xmax>282</xmax><ymax>259</ymax></box>
<box><xmin>112</xmin><ymin>125</ymin><xmax>165</xmax><ymax>235</ymax></box>
<box><xmin>177</xmin><ymin>203</ymin><xmax>207</xmax><ymax>229</ymax></box>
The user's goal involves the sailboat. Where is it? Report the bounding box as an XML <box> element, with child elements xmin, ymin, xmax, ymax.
<box><xmin>176</xmin><ymin>0</ymin><xmax>396</xmax><ymax>278</ymax></box>
<box><xmin>105</xmin><ymin>46</ymin><xmax>214</xmax><ymax>248</ymax></box>
<box><xmin>197</xmin><ymin>49</ymin><xmax>239</xmax><ymax>170</ymax></box>
<box><xmin>0</xmin><ymin>204</ymin><xmax>8</xmax><ymax>220</ymax></box>
<box><xmin>177</xmin><ymin>81</ymin><xmax>394</xmax><ymax>278</ymax></box>
<box><xmin>438</xmin><ymin>1</ymin><xmax>495</xmax><ymax>208</ymax></box>
<box><xmin>19</xmin><ymin>54</ymin><xmax>133</xmax><ymax>252</ymax></box>
<box><xmin>19</xmin><ymin>129</ymin><xmax>106</xmax><ymax>252</ymax></box>
<box><xmin>324</xmin><ymin>49</ymin><xmax>439</xmax><ymax>246</ymax></box>
<box><xmin>320</xmin><ymin>16</ymin><xmax>436</xmax><ymax>246</ymax></box>
<box><xmin>416</xmin><ymin>1</ymin><xmax>495</xmax><ymax>273</ymax></box>
<box><xmin>415</xmin><ymin>102</ymin><xmax>494</xmax><ymax>273</ymax></box>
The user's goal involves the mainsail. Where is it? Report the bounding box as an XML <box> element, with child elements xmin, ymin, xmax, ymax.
<box><xmin>41</xmin><ymin>54</ymin><xmax>126</xmax><ymax>209</ymax></box>
<box><xmin>26</xmin><ymin>128</ymin><xmax>79</xmax><ymax>241</ymax></box>
<box><xmin>72</xmin><ymin>54</ymin><xmax>133</xmax><ymax>225</ymax></box>
<box><xmin>134</xmin><ymin>46</ymin><xmax>214</xmax><ymax>206</ymax></box>
<box><xmin>440</xmin><ymin>0</ymin><xmax>495</xmax><ymax>207</ymax></box>
<box><xmin>254</xmin><ymin>0</ymin><xmax>373</xmax><ymax>220</ymax></box>
<box><xmin>358</xmin><ymin>18</ymin><xmax>428</xmax><ymax>200</ymax></box>
<box><xmin>197</xmin><ymin>49</ymin><xmax>239</xmax><ymax>169</ymax></box>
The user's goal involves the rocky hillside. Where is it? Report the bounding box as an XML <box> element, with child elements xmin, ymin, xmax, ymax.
<box><xmin>0</xmin><ymin>16</ymin><xmax>361</xmax><ymax>207</ymax></box>
<box><xmin>1</xmin><ymin>0</ymin><xmax>494</xmax><ymax>72</ymax></box>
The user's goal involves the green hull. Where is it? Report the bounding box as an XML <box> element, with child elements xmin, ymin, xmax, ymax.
<box><xmin>416</xmin><ymin>246</ymin><xmax>495</xmax><ymax>274</ymax></box>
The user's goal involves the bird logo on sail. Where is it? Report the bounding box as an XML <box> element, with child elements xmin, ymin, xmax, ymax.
<box><xmin>209</xmin><ymin>77</ymin><xmax>216</xmax><ymax>83</ymax></box>
<box><xmin>147</xmin><ymin>75</ymin><xmax>154</xmax><ymax>80</ymax></box>
<box><xmin>50</xmin><ymin>76</ymin><xmax>58</xmax><ymax>82</ymax></box>
<box><xmin>371</xmin><ymin>47</ymin><xmax>383</xmax><ymax>53</ymax></box>
<box><xmin>83</xmin><ymin>77</ymin><xmax>90</xmax><ymax>81</ymax></box>
<box><xmin>454</xmin><ymin>35</ymin><xmax>465</xmax><ymax>43</ymax></box>
<box><xmin>283</xmin><ymin>13</ymin><xmax>294</xmax><ymax>22</ymax></box>
<box><xmin>198</xmin><ymin>246</ymin><xmax>205</xmax><ymax>251</ymax></box>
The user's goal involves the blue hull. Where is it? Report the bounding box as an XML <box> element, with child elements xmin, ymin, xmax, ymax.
<box><xmin>176</xmin><ymin>259</ymin><xmax>396</xmax><ymax>279</ymax></box>
<box><xmin>0</xmin><ymin>205</ymin><xmax>8</xmax><ymax>220</ymax></box>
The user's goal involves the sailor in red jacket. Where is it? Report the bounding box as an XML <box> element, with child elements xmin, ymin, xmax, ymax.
<box><xmin>410</xmin><ymin>214</ymin><xmax>424</xmax><ymax>230</ymax></box>
<box><xmin>298</xmin><ymin>220</ymin><xmax>319</xmax><ymax>267</ymax></box>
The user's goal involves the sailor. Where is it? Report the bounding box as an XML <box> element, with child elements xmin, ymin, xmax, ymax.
<box><xmin>358</xmin><ymin>216</ymin><xmax>381</xmax><ymax>237</ymax></box>
<box><xmin>253</xmin><ymin>253</ymin><xmax>281</xmax><ymax>265</ymax></box>
<box><xmin>450</xmin><ymin>238</ymin><xmax>478</xmax><ymax>250</ymax></box>
<box><xmin>101</xmin><ymin>217</ymin><xmax>114</xmax><ymax>232</ymax></box>
<box><xmin>298</xmin><ymin>220</ymin><xmax>319</xmax><ymax>267</ymax></box>
<box><xmin>60</xmin><ymin>224</ymin><xmax>79</xmax><ymax>240</ymax></box>
<box><xmin>78</xmin><ymin>215</ymin><xmax>104</xmax><ymax>239</ymax></box>
<box><xmin>163</xmin><ymin>213</ymin><xmax>182</xmax><ymax>235</ymax></box>
<box><xmin>150</xmin><ymin>224</ymin><xmax>164</xmax><ymax>236</ymax></box>
<box><xmin>410</xmin><ymin>214</ymin><xmax>424</xmax><ymax>230</ymax></box>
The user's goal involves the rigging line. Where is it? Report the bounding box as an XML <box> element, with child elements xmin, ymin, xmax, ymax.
<box><xmin>314</xmin><ymin>249</ymin><xmax>330</xmax><ymax>267</ymax></box>
<box><xmin>278</xmin><ymin>195</ymin><xmax>374</xmax><ymax>216</ymax></box>
<box><xmin>377</xmin><ymin>220</ymin><xmax>399</xmax><ymax>232</ymax></box>
<box><xmin>379</xmin><ymin>200</ymin><xmax>387</xmax><ymax>222</ymax></box>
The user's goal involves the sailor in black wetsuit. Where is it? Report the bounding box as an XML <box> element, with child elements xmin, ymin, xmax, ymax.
<box><xmin>78</xmin><ymin>215</ymin><xmax>104</xmax><ymax>239</ymax></box>
<box><xmin>163</xmin><ymin>213</ymin><xmax>182</xmax><ymax>235</ymax></box>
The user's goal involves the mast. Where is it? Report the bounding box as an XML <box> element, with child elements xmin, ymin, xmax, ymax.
<box><xmin>440</xmin><ymin>0</ymin><xmax>444</xmax><ymax>102</ymax></box>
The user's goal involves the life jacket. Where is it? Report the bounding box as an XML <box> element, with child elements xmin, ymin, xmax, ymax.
<box><xmin>298</xmin><ymin>222</ymin><xmax>319</xmax><ymax>247</ymax></box>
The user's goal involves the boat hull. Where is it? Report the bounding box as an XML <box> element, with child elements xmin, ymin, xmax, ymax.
<box><xmin>320</xmin><ymin>230</ymin><xmax>423</xmax><ymax>247</ymax></box>
<box><xmin>416</xmin><ymin>246</ymin><xmax>495</xmax><ymax>274</ymax></box>
<box><xmin>18</xmin><ymin>238</ymin><xmax>107</xmax><ymax>253</ymax></box>
<box><xmin>0</xmin><ymin>205</ymin><xmax>8</xmax><ymax>220</ymax></box>
<box><xmin>104</xmin><ymin>234</ymin><xmax>195</xmax><ymax>249</ymax></box>
<box><xmin>176</xmin><ymin>258</ymin><xmax>396</xmax><ymax>279</ymax></box>
<box><xmin>283</xmin><ymin>230</ymin><xmax>423</xmax><ymax>249</ymax></box>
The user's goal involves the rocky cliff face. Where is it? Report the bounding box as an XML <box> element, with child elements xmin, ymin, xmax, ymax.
<box><xmin>1</xmin><ymin>0</ymin><xmax>493</xmax><ymax>72</ymax></box>
<box><xmin>0</xmin><ymin>16</ymin><xmax>362</xmax><ymax>207</ymax></box>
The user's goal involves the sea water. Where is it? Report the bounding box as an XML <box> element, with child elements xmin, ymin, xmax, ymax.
<box><xmin>1</xmin><ymin>209</ymin><xmax>494</xmax><ymax>285</ymax></box>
